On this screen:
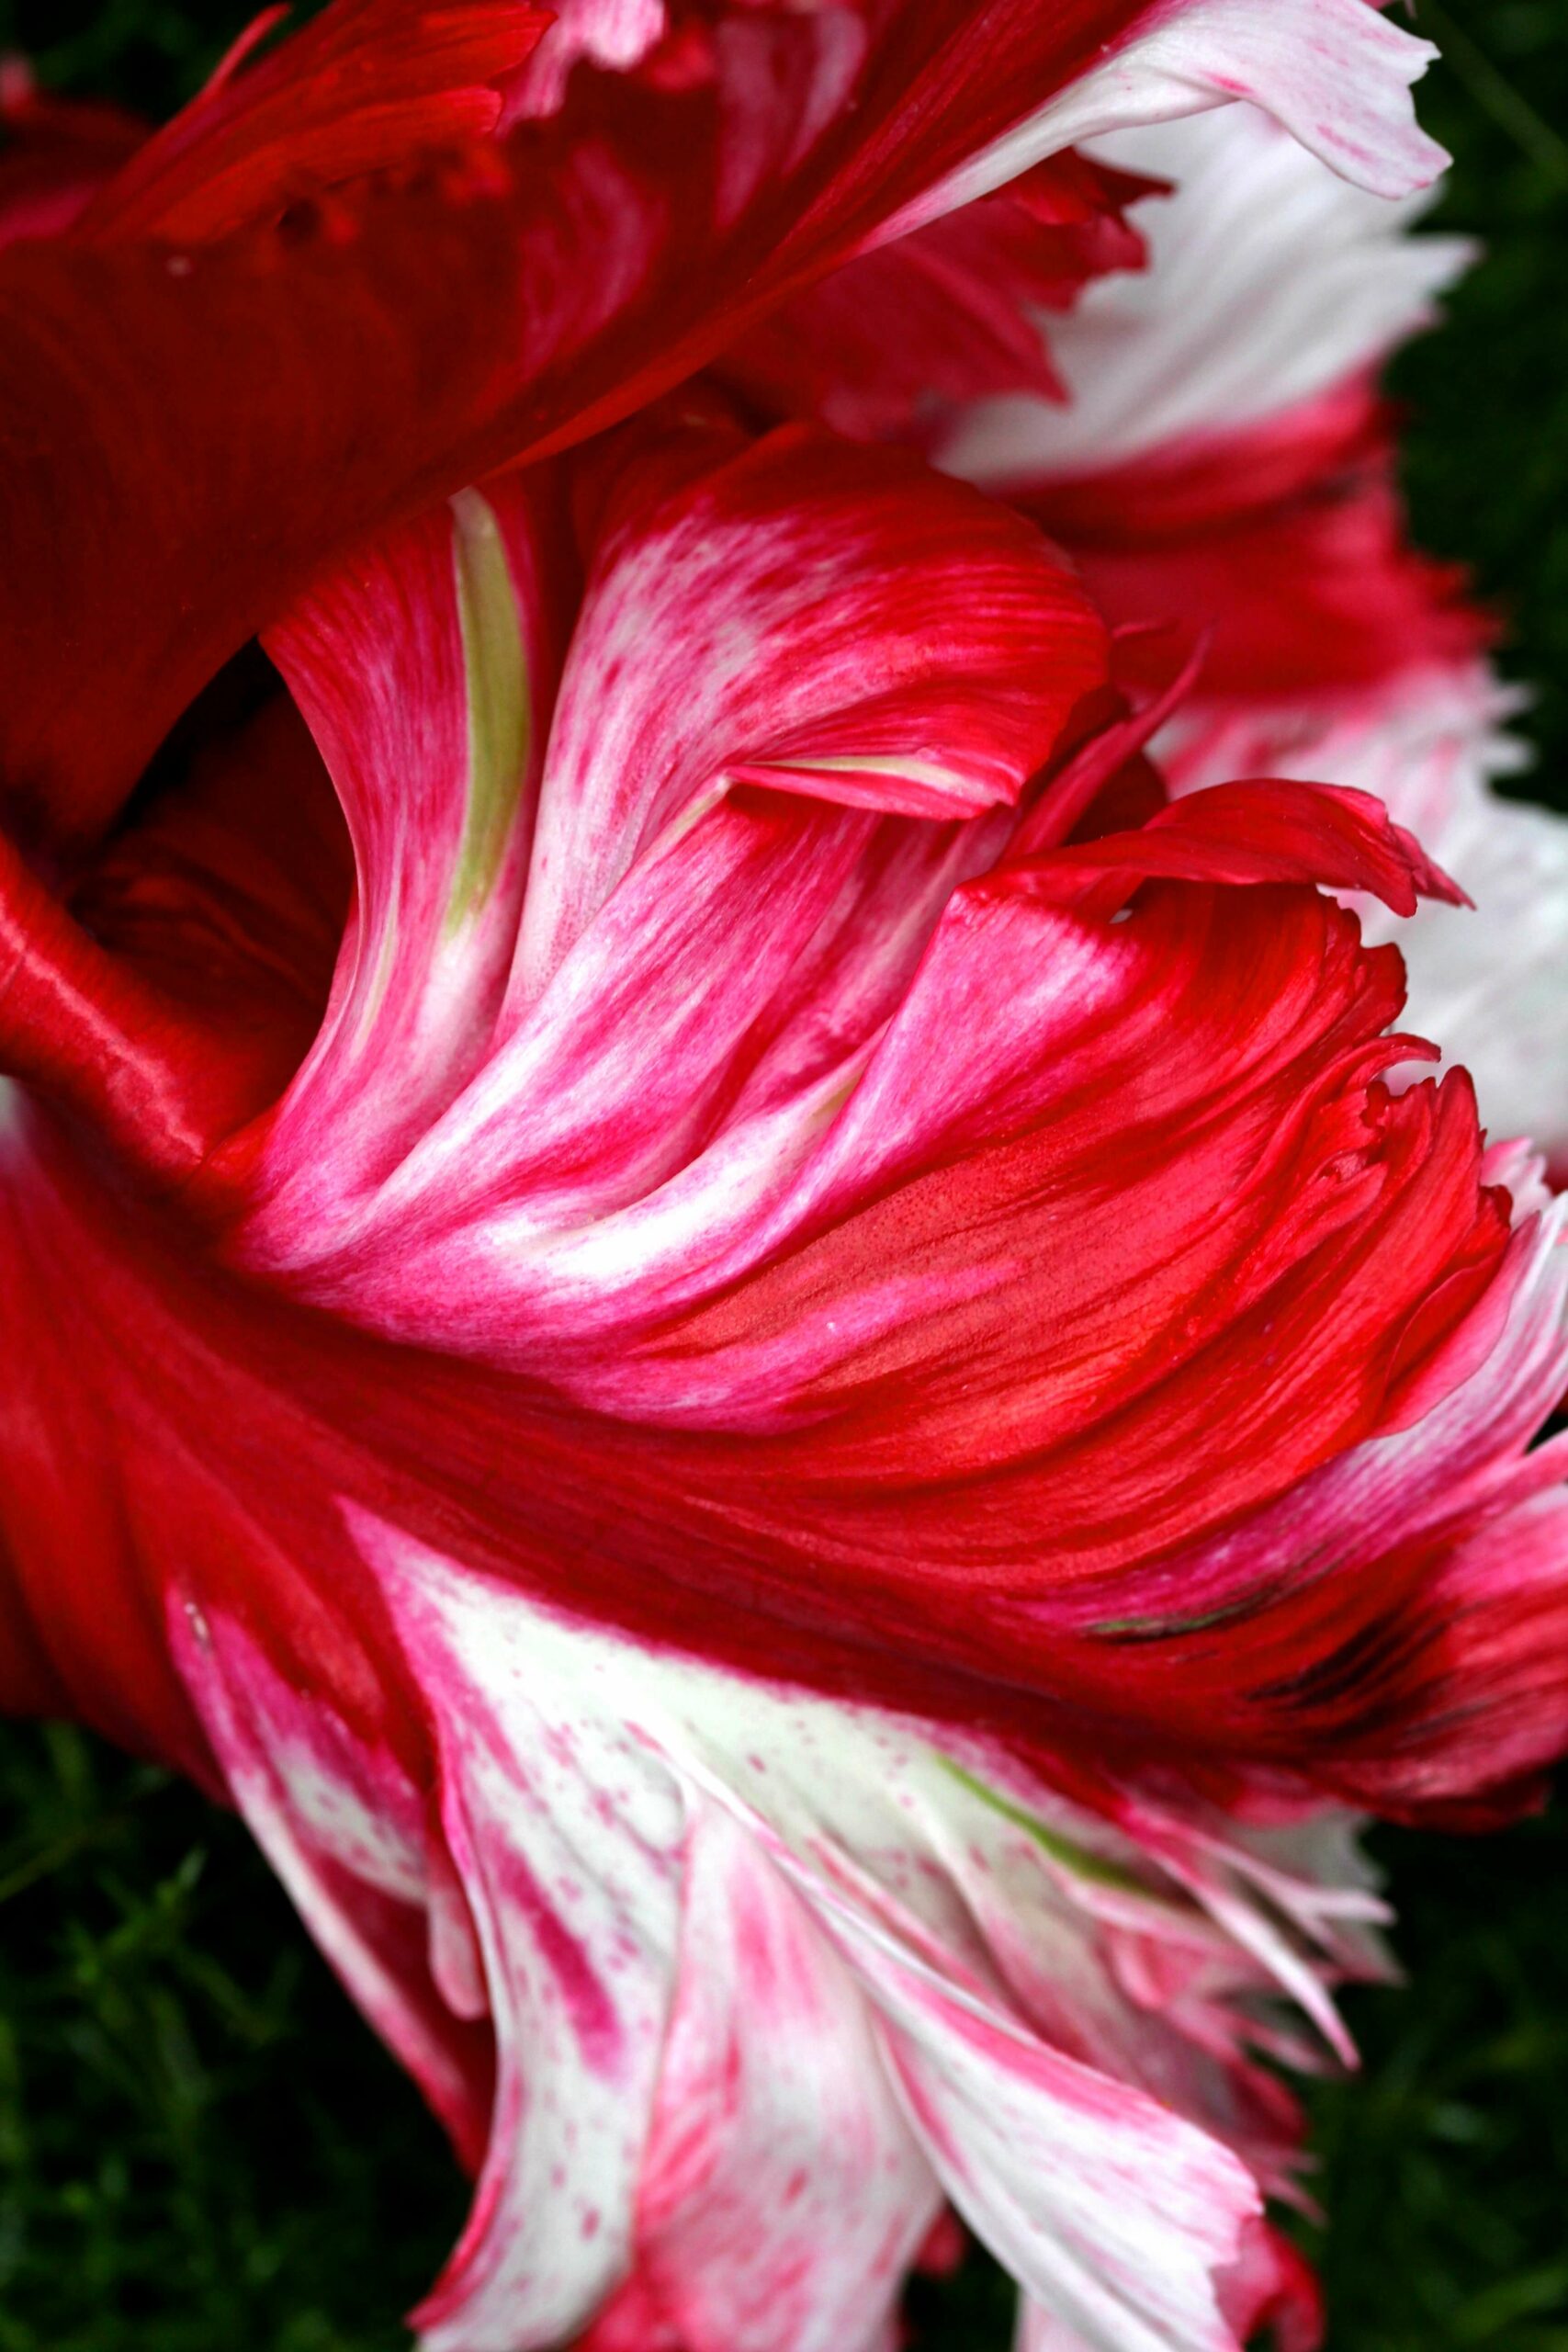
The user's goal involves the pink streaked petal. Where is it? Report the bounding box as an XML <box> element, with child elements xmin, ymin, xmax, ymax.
<box><xmin>888</xmin><ymin>1767</ymin><xmax>1344</xmax><ymax>2195</ymax></box>
<box><xmin>555</xmin><ymin>879</ymin><xmax>1464</xmax><ymax>1444</ymax></box>
<box><xmin>0</xmin><ymin>1013</ymin><xmax>1556</xmax><ymax>1831</ymax></box>
<box><xmin>379</xmin><ymin>799</ymin><xmax>896</xmax><ymax>1236</ymax></box>
<box><xmin>370</xmin><ymin>1532</ymin><xmax>690</xmax><ymax>2352</ymax></box>
<box><xmin>507</xmin><ymin>423</ymin><xmax>1107</xmax><ymax>1005</ymax></box>
<box><xmin>247</xmin><ymin>829</ymin><xmax>1133</xmax><ymax>1363</ymax></box>
<box><xmin>166</xmin><ymin>1592</ymin><xmax>495</xmax><ymax>2170</ymax></box>
<box><xmin>244</xmin><ymin>420</ymin><xmax>1090</xmax><ymax>1287</ymax></box>
<box><xmin>1020</xmin><ymin>2224</ymin><xmax>1325</xmax><ymax>2352</ymax></box>
<box><xmin>343</xmin><ymin>1525</ymin><xmax>1354</xmax><ymax>2343</ymax></box>
<box><xmin>371</xmin><ymin>1522</ymin><xmax>1346</xmax><ymax>2156</ymax></box>
<box><xmin>839</xmin><ymin>1920</ymin><xmax>1259</xmax><ymax>2352</ymax></box>
<box><xmin>1019</xmin><ymin>2299</ymin><xmax>1094</xmax><ymax>2352</ymax></box>
<box><xmin>255</xmin><ymin>469</ymin><xmax>567</xmax><ymax>1220</ymax></box>
<box><xmin>875</xmin><ymin>0</ymin><xmax>1445</xmax><ymax>246</ymax></box>
<box><xmin>504</xmin><ymin>0</ymin><xmax>669</xmax><ymax>120</ymax></box>
<box><xmin>243</xmin><ymin>814</ymin><xmax>1512</xmax><ymax>1623</ymax></box>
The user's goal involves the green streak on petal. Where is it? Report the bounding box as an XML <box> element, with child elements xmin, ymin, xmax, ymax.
<box><xmin>1090</xmin><ymin>1602</ymin><xmax>1255</xmax><ymax>1641</ymax></box>
<box><xmin>447</xmin><ymin>488</ymin><xmax>529</xmax><ymax>935</ymax></box>
<box><xmin>937</xmin><ymin>1757</ymin><xmax>1148</xmax><ymax>1892</ymax></box>
<box><xmin>354</xmin><ymin>903</ymin><xmax>399</xmax><ymax>1046</ymax></box>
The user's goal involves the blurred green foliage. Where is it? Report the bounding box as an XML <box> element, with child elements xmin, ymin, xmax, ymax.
<box><xmin>0</xmin><ymin>1725</ymin><xmax>464</xmax><ymax>2351</ymax></box>
<box><xmin>0</xmin><ymin>0</ymin><xmax>1564</xmax><ymax>2346</ymax></box>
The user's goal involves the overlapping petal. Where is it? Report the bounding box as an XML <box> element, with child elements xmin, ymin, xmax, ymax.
<box><xmin>929</xmin><ymin>101</ymin><xmax>1568</xmax><ymax>1160</ymax></box>
<box><xmin>243</xmin><ymin>414</ymin><xmax>1107</xmax><ymax>1278</ymax></box>
<box><xmin>935</xmin><ymin>104</ymin><xmax>1472</xmax><ymax>484</ymax></box>
<box><xmin>163</xmin><ymin>1513</ymin><xmax>1389</xmax><ymax>2352</ymax></box>
<box><xmin>4</xmin><ymin>729</ymin><xmax>1564</xmax><ymax>2348</ymax></box>
<box><xmin>4</xmin><ymin>362</ymin><xmax>1553</xmax><ymax>1792</ymax></box>
<box><xmin>0</xmin><ymin>0</ymin><xmax>1442</xmax><ymax>847</ymax></box>
<box><xmin>1164</xmin><ymin>669</ymin><xmax>1568</xmax><ymax>1173</ymax></box>
<box><xmin>714</xmin><ymin>154</ymin><xmax>1162</xmax><ymax>438</ymax></box>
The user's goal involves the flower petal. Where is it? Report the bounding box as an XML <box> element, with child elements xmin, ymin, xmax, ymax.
<box><xmin>851</xmin><ymin>1938</ymin><xmax>1258</xmax><ymax>2352</ymax></box>
<box><xmin>504</xmin><ymin>0</ymin><xmax>669</xmax><ymax>120</ymax></box>
<box><xmin>259</xmin><ymin>469</ymin><xmax>567</xmax><ymax>1209</ymax></box>
<box><xmin>0</xmin><ymin>0</ymin><xmax>1441</xmax><ymax>848</ymax></box>
<box><xmin>75</xmin><ymin>0</ymin><xmax>550</xmax><ymax>243</ymax></box>
<box><xmin>1014</xmin><ymin>777</ymin><xmax>1463</xmax><ymax>917</ymax></box>
<box><xmin>166</xmin><ymin>1589</ymin><xmax>496</xmax><ymax>2172</ymax></box>
<box><xmin>942</xmin><ymin>107</ymin><xmax>1568</xmax><ymax>1165</ymax></box>
<box><xmin>1012</xmin><ymin>1160</ymin><xmax>1568</xmax><ymax>1816</ymax></box>
<box><xmin>939</xmin><ymin>103</ymin><xmax>1470</xmax><ymax>486</ymax></box>
<box><xmin>509</xmin><ymin>422</ymin><xmax>1108</xmax><ymax>1001</ymax></box>
<box><xmin>575</xmin><ymin>1802</ymin><xmax>939</xmax><ymax>2352</ymax></box>
<box><xmin>1168</xmin><ymin>669</ymin><xmax>1568</xmax><ymax>1175</ymax></box>
<box><xmin>168</xmin><ymin>1511</ymin><xmax>1318</xmax><ymax>2352</ymax></box>
<box><xmin>309</xmin><ymin>1522</ymin><xmax>1355</xmax><ymax>2350</ymax></box>
<box><xmin>239</xmin><ymin>419</ymin><xmax>1102</xmax><ymax>1263</ymax></box>
<box><xmin>875</xmin><ymin>0</ymin><xmax>1444</xmax><ymax>240</ymax></box>
<box><xmin>715</xmin><ymin>155</ymin><xmax>1160</xmax><ymax>439</ymax></box>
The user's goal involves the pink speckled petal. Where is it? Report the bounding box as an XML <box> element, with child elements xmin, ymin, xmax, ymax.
<box><xmin>578</xmin><ymin>1801</ymin><xmax>939</xmax><ymax>2352</ymax></box>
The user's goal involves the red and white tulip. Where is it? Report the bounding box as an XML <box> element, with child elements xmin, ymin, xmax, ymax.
<box><xmin>0</xmin><ymin>7</ymin><xmax>1562</xmax><ymax>2349</ymax></box>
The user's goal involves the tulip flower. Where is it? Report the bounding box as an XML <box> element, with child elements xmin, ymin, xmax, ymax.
<box><xmin>1</xmin><ymin>7</ymin><xmax>1563</xmax><ymax>2351</ymax></box>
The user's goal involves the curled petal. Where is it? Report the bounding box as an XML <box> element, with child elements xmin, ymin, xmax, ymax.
<box><xmin>261</xmin><ymin>469</ymin><xmax>568</xmax><ymax>1207</ymax></box>
<box><xmin>876</xmin><ymin>0</ymin><xmax>1444</xmax><ymax>241</ymax></box>
<box><xmin>1011</xmin><ymin>777</ymin><xmax>1465</xmax><ymax>918</ymax></box>
<box><xmin>242</xmin><ymin>421</ymin><xmax>1104</xmax><ymax>1261</ymax></box>
<box><xmin>509</xmin><ymin>423</ymin><xmax>1108</xmax><ymax>997</ymax></box>
<box><xmin>1167</xmin><ymin>669</ymin><xmax>1568</xmax><ymax>1175</ymax></box>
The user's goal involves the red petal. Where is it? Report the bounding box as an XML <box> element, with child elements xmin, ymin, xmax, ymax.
<box><xmin>75</xmin><ymin>0</ymin><xmax>550</xmax><ymax>243</ymax></box>
<box><xmin>0</xmin><ymin>978</ymin><xmax>1555</xmax><ymax>1824</ymax></box>
<box><xmin>1023</xmin><ymin>411</ymin><xmax>1489</xmax><ymax>704</ymax></box>
<box><xmin>0</xmin><ymin>0</ymin><xmax>1443</xmax><ymax>850</ymax></box>
<box><xmin>1013</xmin><ymin>777</ymin><xmax>1466</xmax><ymax>918</ymax></box>
<box><xmin>714</xmin><ymin>154</ymin><xmax>1159</xmax><ymax>439</ymax></box>
<box><xmin>513</xmin><ymin>421</ymin><xmax>1107</xmax><ymax>992</ymax></box>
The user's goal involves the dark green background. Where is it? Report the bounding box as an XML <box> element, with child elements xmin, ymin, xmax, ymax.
<box><xmin>0</xmin><ymin>2</ymin><xmax>1564</xmax><ymax>2345</ymax></box>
